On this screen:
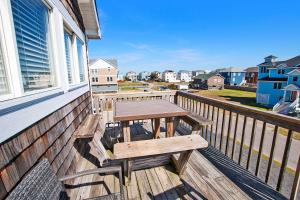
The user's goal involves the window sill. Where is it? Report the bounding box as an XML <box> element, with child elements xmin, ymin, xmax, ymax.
<box><xmin>68</xmin><ymin>82</ymin><xmax>89</xmax><ymax>92</ymax></box>
<box><xmin>0</xmin><ymin>84</ymin><xmax>89</xmax><ymax>143</ymax></box>
<box><xmin>0</xmin><ymin>87</ymin><xmax>64</xmax><ymax>116</ymax></box>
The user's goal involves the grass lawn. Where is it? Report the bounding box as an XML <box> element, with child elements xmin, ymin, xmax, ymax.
<box><xmin>118</xmin><ymin>81</ymin><xmax>145</xmax><ymax>87</ymax></box>
<box><xmin>195</xmin><ymin>89</ymin><xmax>271</xmax><ymax>111</ymax></box>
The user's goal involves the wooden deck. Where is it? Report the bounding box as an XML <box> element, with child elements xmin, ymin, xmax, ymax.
<box><xmin>64</xmin><ymin>120</ymin><xmax>287</xmax><ymax>200</ymax></box>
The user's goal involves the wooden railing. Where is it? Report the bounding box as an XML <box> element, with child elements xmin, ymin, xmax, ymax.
<box><xmin>176</xmin><ymin>91</ymin><xmax>300</xmax><ymax>199</ymax></box>
<box><xmin>91</xmin><ymin>90</ymin><xmax>299</xmax><ymax>199</ymax></box>
<box><xmin>92</xmin><ymin>91</ymin><xmax>176</xmax><ymax>116</ymax></box>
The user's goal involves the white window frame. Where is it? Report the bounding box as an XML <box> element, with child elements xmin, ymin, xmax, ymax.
<box><xmin>0</xmin><ymin>10</ymin><xmax>14</xmax><ymax>100</ymax></box>
<box><xmin>63</xmin><ymin>26</ymin><xmax>76</xmax><ymax>85</ymax></box>
<box><xmin>0</xmin><ymin>0</ymin><xmax>63</xmax><ymax>101</ymax></box>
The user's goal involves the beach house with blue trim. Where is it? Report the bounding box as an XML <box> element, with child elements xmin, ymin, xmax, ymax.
<box><xmin>256</xmin><ymin>55</ymin><xmax>300</xmax><ymax>114</ymax></box>
<box><xmin>219</xmin><ymin>67</ymin><xmax>246</xmax><ymax>86</ymax></box>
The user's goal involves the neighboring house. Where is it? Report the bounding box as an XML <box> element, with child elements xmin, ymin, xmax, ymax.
<box><xmin>162</xmin><ymin>70</ymin><xmax>178</xmax><ymax>82</ymax></box>
<box><xmin>117</xmin><ymin>73</ymin><xmax>124</xmax><ymax>81</ymax></box>
<box><xmin>257</xmin><ymin>55</ymin><xmax>300</xmax><ymax>114</ymax></box>
<box><xmin>126</xmin><ymin>71</ymin><xmax>137</xmax><ymax>82</ymax></box>
<box><xmin>138</xmin><ymin>71</ymin><xmax>151</xmax><ymax>81</ymax></box>
<box><xmin>151</xmin><ymin>71</ymin><xmax>162</xmax><ymax>81</ymax></box>
<box><xmin>219</xmin><ymin>67</ymin><xmax>246</xmax><ymax>85</ymax></box>
<box><xmin>177</xmin><ymin>70</ymin><xmax>192</xmax><ymax>82</ymax></box>
<box><xmin>89</xmin><ymin>59</ymin><xmax>118</xmax><ymax>93</ymax></box>
<box><xmin>0</xmin><ymin>0</ymin><xmax>100</xmax><ymax>192</ymax></box>
<box><xmin>244</xmin><ymin>67</ymin><xmax>258</xmax><ymax>86</ymax></box>
<box><xmin>192</xmin><ymin>70</ymin><xmax>206</xmax><ymax>78</ymax></box>
<box><xmin>176</xmin><ymin>84</ymin><xmax>189</xmax><ymax>90</ymax></box>
<box><xmin>191</xmin><ymin>73</ymin><xmax>224</xmax><ymax>90</ymax></box>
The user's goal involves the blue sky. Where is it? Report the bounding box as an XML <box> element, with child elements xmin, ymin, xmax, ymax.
<box><xmin>89</xmin><ymin>0</ymin><xmax>300</xmax><ymax>73</ymax></box>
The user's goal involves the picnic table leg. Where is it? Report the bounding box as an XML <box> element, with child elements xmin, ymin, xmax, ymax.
<box><xmin>154</xmin><ymin>118</ymin><xmax>161</xmax><ymax>139</ymax></box>
<box><xmin>176</xmin><ymin>150</ymin><xmax>193</xmax><ymax>176</ymax></box>
<box><xmin>166</xmin><ymin>117</ymin><xmax>174</xmax><ymax>137</ymax></box>
<box><xmin>124</xmin><ymin>158</ymin><xmax>133</xmax><ymax>185</ymax></box>
<box><xmin>173</xmin><ymin>117</ymin><xmax>180</xmax><ymax>136</ymax></box>
<box><xmin>122</xmin><ymin>121</ymin><xmax>131</xmax><ymax>142</ymax></box>
<box><xmin>122</xmin><ymin>121</ymin><xmax>132</xmax><ymax>184</ymax></box>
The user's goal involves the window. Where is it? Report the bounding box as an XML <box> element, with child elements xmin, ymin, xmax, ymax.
<box><xmin>95</xmin><ymin>77</ymin><xmax>98</xmax><ymax>82</ymax></box>
<box><xmin>64</xmin><ymin>30</ymin><xmax>73</xmax><ymax>83</ymax></box>
<box><xmin>261</xmin><ymin>66</ymin><xmax>268</xmax><ymax>73</ymax></box>
<box><xmin>76</xmin><ymin>38</ymin><xmax>85</xmax><ymax>82</ymax></box>
<box><xmin>92</xmin><ymin>77</ymin><xmax>95</xmax><ymax>82</ymax></box>
<box><xmin>110</xmin><ymin>77</ymin><xmax>113</xmax><ymax>81</ymax></box>
<box><xmin>293</xmin><ymin>76</ymin><xmax>298</xmax><ymax>82</ymax></box>
<box><xmin>0</xmin><ymin>40</ymin><xmax>9</xmax><ymax>95</ymax></box>
<box><xmin>107</xmin><ymin>77</ymin><xmax>109</xmax><ymax>82</ymax></box>
<box><xmin>278</xmin><ymin>69</ymin><xmax>285</xmax><ymax>74</ymax></box>
<box><xmin>11</xmin><ymin>0</ymin><xmax>55</xmax><ymax>92</ymax></box>
<box><xmin>273</xmin><ymin>82</ymin><xmax>282</xmax><ymax>89</ymax></box>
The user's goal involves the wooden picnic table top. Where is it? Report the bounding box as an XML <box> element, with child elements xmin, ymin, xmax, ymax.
<box><xmin>114</xmin><ymin>100</ymin><xmax>189</xmax><ymax>121</ymax></box>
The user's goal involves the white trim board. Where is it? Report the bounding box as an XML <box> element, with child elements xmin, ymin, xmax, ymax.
<box><xmin>0</xmin><ymin>85</ymin><xmax>89</xmax><ymax>143</ymax></box>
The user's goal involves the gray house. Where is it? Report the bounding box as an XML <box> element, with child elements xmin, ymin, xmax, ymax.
<box><xmin>191</xmin><ymin>73</ymin><xmax>224</xmax><ymax>90</ymax></box>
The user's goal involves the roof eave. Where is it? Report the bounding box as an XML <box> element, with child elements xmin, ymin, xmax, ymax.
<box><xmin>78</xmin><ymin>0</ymin><xmax>101</xmax><ymax>39</ymax></box>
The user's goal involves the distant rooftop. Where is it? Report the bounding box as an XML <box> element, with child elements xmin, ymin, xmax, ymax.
<box><xmin>219</xmin><ymin>67</ymin><xmax>245</xmax><ymax>73</ymax></box>
<box><xmin>244</xmin><ymin>67</ymin><xmax>258</xmax><ymax>73</ymax></box>
<box><xmin>258</xmin><ymin>55</ymin><xmax>300</xmax><ymax>68</ymax></box>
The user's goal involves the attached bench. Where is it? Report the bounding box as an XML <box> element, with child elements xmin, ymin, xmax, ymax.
<box><xmin>114</xmin><ymin>135</ymin><xmax>208</xmax><ymax>183</ymax></box>
<box><xmin>74</xmin><ymin>114</ymin><xmax>101</xmax><ymax>138</ymax></box>
<box><xmin>176</xmin><ymin>112</ymin><xmax>213</xmax><ymax>135</ymax></box>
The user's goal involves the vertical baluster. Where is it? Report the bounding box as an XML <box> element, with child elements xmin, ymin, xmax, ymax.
<box><xmin>276</xmin><ymin>129</ymin><xmax>293</xmax><ymax>191</ymax></box>
<box><xmin>290</xmin><ymin>155</ymin><xmax>300</xmax><ymax>200</ymax></box>
<box><xmin>219</xmin><ymin>109</ymin><xmax>226</xmax><ymax>151</ymax></box>
<box><xmin>231</xmin><ymin>113</ymin><xmax>239</xmax><ymax>159</ymax></box>
<box><xmin>214</xmin><ymin>107</ymin><xmax>220</xmax><ymax>148</ymax></box>
<box><xmin>210</xmin><ymin>106</ymin><xmax>215</xmax><ymax>145</ymax></box>
<box><xmin>265</xmin><ymin>125</ymin><xmax>278</xmax><ymax>183</ymax></box>
<box><xmin>199</xmin><ymin>102</ymin><xmax>203</xmax><ymax>115</ymax></box>
<box><xmin>205</xmin><ymin>105</ymin><xmax>211</xmax><ymax>140</ymax></box>
<box><xmin>255</xmin><ymin>121</ymin><xmax>267</xmax><ymax>176</ymax></box>
<box><xmin>238</xmin><ymin>116</ymin><xmax>247</xmax><ymax>165</ymax></box>
<box><xmin>225</xmin><ymin>111</ymin><xmax>232</xmax><ymax>155</ymax></box>
<box><xmin>246</xmin><ymin>118</ymin><xmax>257</xmax><ymax>170</ymax></box>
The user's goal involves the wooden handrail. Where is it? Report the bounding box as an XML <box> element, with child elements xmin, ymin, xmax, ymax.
<box><xmin>176</xmin><ymin>91</ymin><xmax>300</xmax><ymax>132</ymax></box>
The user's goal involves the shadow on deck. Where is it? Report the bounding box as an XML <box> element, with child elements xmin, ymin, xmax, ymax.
<box><xmin>65</xmin><ymin>121</ymin><xmax>287</xmax><ymax>200</ymax></box>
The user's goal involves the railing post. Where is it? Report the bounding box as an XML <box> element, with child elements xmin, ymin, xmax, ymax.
<box><xmin>174</xmin><ymin>92</ymin><xmax>178</xmax><ymax>105</ymax></box>
<box><xmin>291</xmin><ymin>155</ymin><xmax>300</xmax><ymax>200</ymax></box>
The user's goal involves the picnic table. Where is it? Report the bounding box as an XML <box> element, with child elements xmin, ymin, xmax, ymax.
<box><xmin>114</xmin><ymin>100</ymin><xmax>189</xmax><ymax>141</ymax></box>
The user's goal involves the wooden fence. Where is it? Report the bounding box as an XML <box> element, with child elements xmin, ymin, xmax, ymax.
<box><xmin>224</xmin><ymin>85</ymin><xmax>257</xmax><ymax>92</ymax></box>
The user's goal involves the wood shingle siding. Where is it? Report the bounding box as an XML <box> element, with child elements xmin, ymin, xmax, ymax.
<box><xmin>0</xmin><ymin>92</ymin><xmax>91</xmax><ymax>199</ymax></box>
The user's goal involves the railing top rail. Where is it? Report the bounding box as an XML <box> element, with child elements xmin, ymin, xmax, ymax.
<box><xmin>93</xmin><ymin>91</ymin><xmax>176</xmax><ymax>99</ymax></box>
<box><xmin>176</xmin><ymin>91</ymin><xmax>300</xmax><ymax>132</ymax></box>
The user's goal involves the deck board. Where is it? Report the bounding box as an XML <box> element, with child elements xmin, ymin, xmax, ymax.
<box><xmin>64</xmin><ymin>120</ymin><xmax>283</xmax><ymax>200</ymax></box>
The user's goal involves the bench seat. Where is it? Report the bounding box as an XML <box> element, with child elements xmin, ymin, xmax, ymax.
<box><xmin>114</xmin><ymin>135</ymin><xmax>208</xmax><ymax>159</ymax></box>
<box><xmin>114</xmin><ymin>135</ymin><xmax>208</xmax><ymax>183</ymax></box>
<box><xmin>74</xmin><ymin>114</ymin><xmax>101</xmax><ymax>138</ymax></box>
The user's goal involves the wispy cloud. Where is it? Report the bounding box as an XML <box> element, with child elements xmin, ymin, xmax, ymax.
<box><xmin>123</xmin><ymin>42</ymin><xmax>155</xmax><ymax>52</ymax></box>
